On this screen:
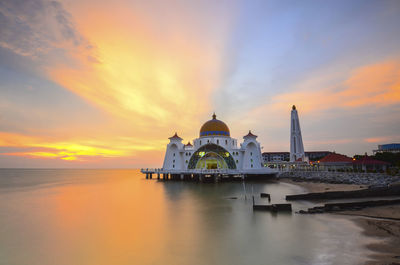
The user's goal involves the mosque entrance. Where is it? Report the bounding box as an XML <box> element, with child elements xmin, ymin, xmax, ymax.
<box><xmin>188</xmin><ymin>144</ymin><xmax>236</xmax><ymax>170</ymax></box>
<box><xmin>195</xmin><ymin>152</ymin><xmax>228</xmax><ymax>169</ymax></box>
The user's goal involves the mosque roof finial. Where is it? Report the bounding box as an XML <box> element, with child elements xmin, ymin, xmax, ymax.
<box><xmin>212</xmin><ymin>112</ymin><xmax>216</xmax><ymax>119</ymax></box>
<box><xmin>292</xmin><ymin>105</ymin><xmax>296</xmax><ymax>110</ymax></box>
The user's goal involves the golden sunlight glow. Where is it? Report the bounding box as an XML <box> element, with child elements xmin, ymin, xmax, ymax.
<box><xmin>0</xmin><ymin>132</ymin><xmax>163</xmax><ymax>162</ymax></box>
<box><xmin>47</xmin><ymin>2</ymin><xmax>232</xmax><ymax>135</ymax></box>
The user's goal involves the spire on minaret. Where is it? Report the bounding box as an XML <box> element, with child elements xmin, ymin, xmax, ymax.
<box><xmin>290</xmin><ymin>105</ymin><xmax>305</xmax><ymax>162</ymax></box>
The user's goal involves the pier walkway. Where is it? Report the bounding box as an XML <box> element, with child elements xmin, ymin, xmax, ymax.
<box><xmin>140</xmin><ymin>168</ymin><xmax>278</xmax><ymax>181</ymax></box>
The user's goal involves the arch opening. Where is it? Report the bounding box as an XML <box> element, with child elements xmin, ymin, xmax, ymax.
<box><xmin>188</xmin><ymin>144</ymin><xmax>236</xmax><ymax>169</ymax></box>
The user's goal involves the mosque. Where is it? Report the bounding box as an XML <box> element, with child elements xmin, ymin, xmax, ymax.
<box><xmin>160</xmin><ymin>113</ymin><xmax>276</xmax><ymax>177</ymax></box>
<box><xmin>141</xmin><ymin>106</ymin><xmax>306</xmax><ymax>180</ymax></box>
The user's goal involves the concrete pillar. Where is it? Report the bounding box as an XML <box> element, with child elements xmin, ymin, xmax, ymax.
<box><xmin>157</xmin><ymin>173</ymin><xmax>160</xmax><ymax>180</ymax></box>
<box><xmin>146</xmin><ymin>173</ymin><xmax>148</xmax><ymax>179</ymax></box>
<box><xmin>180</xmin><ymin>173</ymin><xmax>184</xmax><ymax>180</ymax></box>
<box><xmin>215</xmin><ymin>174</ymin><xmax>220</xmax><ymax>182</ymax></box>
<box><xmin>149</xmin><ymin>173</ymin><xmax>152</xmax><ymax>179</ymax></box>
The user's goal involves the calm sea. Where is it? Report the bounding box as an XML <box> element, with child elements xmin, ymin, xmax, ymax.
<box><xmin>0</xmin><ymin>169</ymin><xmax>372</xmax><ymax>265</ymax></box>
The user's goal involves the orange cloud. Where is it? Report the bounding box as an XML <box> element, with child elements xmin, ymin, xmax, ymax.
<box><xmin>249</xmin><ymin>59</ymin><xmax>400</xmax><ymax>118</ymax></box>
<box><xmin>364</xmin><ymin>136</ymin><xmax>394</xmax><ymax>143</ymax></box>
<box><xmin>45</xmin><ymin>1</ymin><xmax>235</xmax><ymax>138</ymax></box>
<box><xmin>339</xmin><ymin>61</ymin><xmax>400</xmax><ymax>107</ymax></box>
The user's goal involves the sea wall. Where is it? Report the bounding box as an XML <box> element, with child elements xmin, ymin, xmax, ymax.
<box><xmin>278</xmin><ymin>171</ymin><xmax>400</xmax><ymax>186</ymax></box>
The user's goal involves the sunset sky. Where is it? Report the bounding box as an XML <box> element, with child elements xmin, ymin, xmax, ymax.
<box><xmin>0</xmin><ymin>0</ymin><xmax>399</xmax><ymax>168</ymax></box>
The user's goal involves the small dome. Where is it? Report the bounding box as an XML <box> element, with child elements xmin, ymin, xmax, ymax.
<box><xmin>199</xmin><ymin>113</ymin><xmax>230</xmax><ymax>137</ymax></box>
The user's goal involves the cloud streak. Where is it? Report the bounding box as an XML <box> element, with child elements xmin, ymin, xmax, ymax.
<box><xmin>0</xmin><ymin>132</ymin><xmax>164</xmax><ymax>162</ymax></box>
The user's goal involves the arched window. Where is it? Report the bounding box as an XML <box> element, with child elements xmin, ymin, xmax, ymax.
<box><xmin>200</xmin><ymin>140</ymin><xmax>202</xmax><ymax>145</ymax></box>
<box><xmin>225</xmin><ymin>140</ymin><xmax>228</xmax><ymax>145</ymax></box>
<box><xmin>251</xmin><ymin>164</ymin><xmax>253</xmax><ymax>168</ymax></box>
<box><xmin>173</xmin><ymin>153</ymin><xmax>175</xmax><ymax>157</ymax></box>
<box><xmin>217</xmin><ymin>139</ymin><xmax>219</xmax><ymax>144</ymax></box>
<box><xmin>250</xmin><ymin>152</ymin><xmax>252</xmax><ymax>156</ymax></box>
<box><xmin>236</xmin><ymin>160</ymin><xmax>238</xmax><ymax>163</ymax></box>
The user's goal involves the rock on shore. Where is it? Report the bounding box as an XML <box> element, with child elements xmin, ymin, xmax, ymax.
<box><xmin>279</xmin><ymin>171</ymin><xmax>400</xmax><ymax>186</ymax></box>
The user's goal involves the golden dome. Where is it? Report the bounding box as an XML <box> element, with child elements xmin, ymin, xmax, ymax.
<box><xmin>200</xmin><ymin>113</ymin><xmax>230</xmax><ymax>137</ymax></box>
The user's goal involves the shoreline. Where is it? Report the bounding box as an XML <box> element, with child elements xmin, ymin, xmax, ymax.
<box><xmin>281</xmin><ymin>178</ymin><xmax>400</xmax><ymax>264</ymax></box>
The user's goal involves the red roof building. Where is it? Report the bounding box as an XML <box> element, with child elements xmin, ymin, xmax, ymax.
<box><xmin>318</xmin><ymin>153</ymin><xmax>353</xmax><ymax>170</ymax></box>
<box><xmin>319</xmin><ymin>153</ymin><xmax>353</xmax><ymax>163</ymax></box>
<box><xmin>353</xmin><ymin>156</ymin><xmax>389</xmax><ymax>171</ymax></box>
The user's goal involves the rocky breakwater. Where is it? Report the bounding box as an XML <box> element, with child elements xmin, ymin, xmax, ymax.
<box><xmin>286</xmin><ymin>184</ymin><xmax>400</xmax><ymax>214</ymax></box>
<box><xmin>279</xmin><ymin>171</ymin><xmax>400</xmax><ymax>186</ymax></box>
<box><xmin>286</xmin><ymin>184</ymin><xmax>400</xmax><ymax>201</ymax></box>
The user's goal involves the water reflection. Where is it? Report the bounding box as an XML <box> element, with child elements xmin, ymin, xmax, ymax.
<box><xmin>0</xmin><ymin>169</ymin><xmax>371</xmax><ymax>265</ymax></box>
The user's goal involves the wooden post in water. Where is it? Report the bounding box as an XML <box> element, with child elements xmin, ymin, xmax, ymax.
<box><xmin>157</xmin><ymin>173</ymin><xmax>160</xmax><ymax>180</ymax></box>
<box><xmin>242</xmin><ymin>181</ymin><xmax>247</xmax><ymax>200</ymax></box>
<box><xmin>146</xmin><ymin>173</ymin><xmax>149</xmax><ymax>179</ymax></box>
<box><xmin>180</xmin><ymin>173</ymin><xmax>184</xmax><ymax>180</ymax></box>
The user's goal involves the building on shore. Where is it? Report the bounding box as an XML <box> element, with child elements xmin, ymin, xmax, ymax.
<box><xmin>373</xmin><ymin>143</ymin><xmax>400</xmax><ymax>154</ymax></box>
<box><xmin>353</xmin><ymin>156</ymin><xmax>390</xmax><ymax>172</ymax></box>
<box><xmin>317</xmin><ymin>153</ymin><xmax>354</xmax><ymax>171</ymax></box>
<box><xmin>262</xmin><ymin>151</ymin><xmax>332</xmax><ymax>163</ymax></box>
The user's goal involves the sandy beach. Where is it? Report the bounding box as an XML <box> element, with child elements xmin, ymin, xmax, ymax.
<box><xmin>282</xmin><ymin>179</ymin><xmax>400</xmax><ymax>264</ymax></box>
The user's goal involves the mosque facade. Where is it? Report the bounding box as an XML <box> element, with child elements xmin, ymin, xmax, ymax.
<box><xmin>162</xmin><ymin>113</ymin><xmax>274</xmax><ymax>174</ymax></box>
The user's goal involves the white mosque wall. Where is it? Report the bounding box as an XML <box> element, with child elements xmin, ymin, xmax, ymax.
<box><xmin>242</xmin><ymin>140</ymin><xmax>262</xmax><ymax>169</ymax></box>
<box><xmin>193</xmin><ymin>136</ymin><xmax>238</xmax><ymax>150</ymax></box>
<box><xmin>162</xmin><ymin>141</ymin><xmax>184</xmax><ymax>170</ymax></box>
<box><xmin>162</xmin><ymin>135</ymin><xmax>264</xmax><ymax>171</ymax></box>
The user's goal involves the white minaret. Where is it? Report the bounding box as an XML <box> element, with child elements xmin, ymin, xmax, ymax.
<box><xmin>290</xmin><ymin>105</ymin><xmax>305</xmax><ymax>162</ymax></box>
